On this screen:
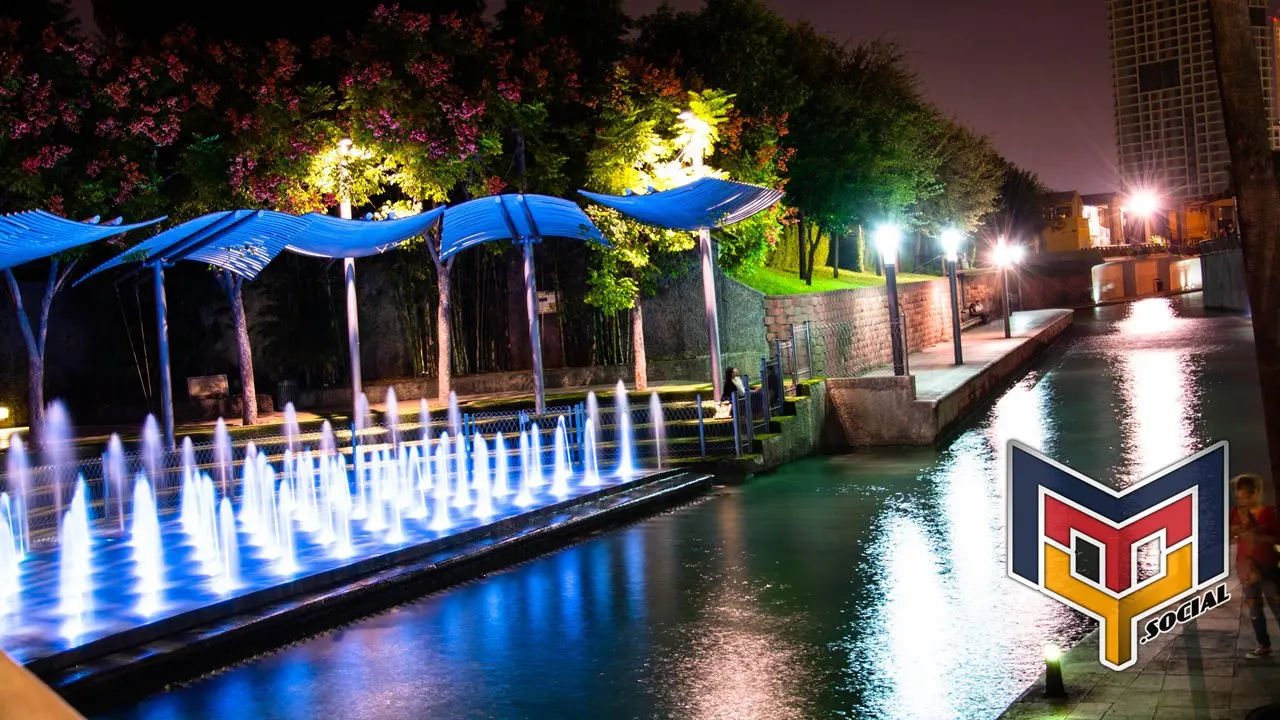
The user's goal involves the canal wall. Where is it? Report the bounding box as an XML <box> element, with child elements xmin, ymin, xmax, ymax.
<box><xmin>1200</xmin><ymin>248</ymin><xmax>1249</xmax><ymax>311</ymax></box>
<box><xmin>823</xmin><ymin>310</ymin><xmax>1074</xmax><ymax>447</ymax></box>
<box><xmin>641</xmin><ymin>267</ymin><xmax>770</xmax><ymax>384</ymax></box>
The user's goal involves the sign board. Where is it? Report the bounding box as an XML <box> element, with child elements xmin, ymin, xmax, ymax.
<box><xmin>538</xmin><ymin>291</ymin><xmax>558</xmax><ymax>315</ymax></box>
<box><xmin>188</xmin><ymin>374</ymin><xmax>229</xmax><ymax>399</ymax></box>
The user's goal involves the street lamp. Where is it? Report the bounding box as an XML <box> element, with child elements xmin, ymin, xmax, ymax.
<box><xmin>940</xmin><ymin>229</ymin><xmax>964</xmax><ymax>366</ymax></box>
<box><xmin>993</xmin><ymin>238</ymin><xmax>1021</xmax><ymax>339</ymax></box>
<box><xmin>1129</xmin><ymin>189</ymin><xmax>1158</xmax><ymax>244</ymax></box>
<box><xmin>876</xmin><ymin>224</ymin><xmax>906</xmax><ymax>376</ymax></box>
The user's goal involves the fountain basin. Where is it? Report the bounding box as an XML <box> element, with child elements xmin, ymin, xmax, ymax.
<box><xmin>34</xmin><ymin>468</ymin><xmax>709</xmax><ymax>714</ymax></box>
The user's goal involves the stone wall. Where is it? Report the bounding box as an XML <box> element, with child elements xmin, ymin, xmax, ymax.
<box><xmin>1201</xmin><ymin>249</ymin><xmax>1249</xmax><ymax>311</ymax></box>
<box><xmin>761</xmin><ymin>277</ymin><xmax>958</xmax><ymax>377</ymax></box>
<box><xmin>641</xmin><ymin>267</ymin><xmax>769</xmax><ymax>383</ymax></box>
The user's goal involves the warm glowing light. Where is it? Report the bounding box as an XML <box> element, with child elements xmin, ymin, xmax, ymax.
<box><xmin>676</xmin><ymin>109</ymin><xmax>713</xmax><ymax>177</ymax></box>
<box><xmin>876</xmin><ymin>225</ymin><xmax>902</xmax><ymax>266</ymax></box>
<box><xmin>1128</xmin><ymin>190</ymin><xmax>1158</xmax><ymax>217</ymax></box>
<box><xmin>0</xmin><ymin>407</ymin><xmax>9</xmax><ymax>421</ymax></box>
<box><xmin>993</xmin><ymin>239</ymin><xmax>1021</xmax><ymax>267</ymax></box>
<box><xmin>940</xmin><ymin>229</ymin><xmax>963</xmax><ymax>262</ymax></box>
<box><xmin>1044</xmin><ymin>643</ymin><xmax>1061</xmax><ymax>662</ymax></box>
<box><xmin>337</xmin><ymin>138</ymin><xmax>353</xmax><ymax>157</ymax></box>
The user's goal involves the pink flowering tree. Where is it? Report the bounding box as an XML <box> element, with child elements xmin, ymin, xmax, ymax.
<box><xmin>343</xmin><ymin>5</ymin><xmax>503</xmax><ymax>402</ymax></box>
<box><xmin>0</xmin><ymin>15</ymin><xmax>190</xmax><ymax>437</ymax></box>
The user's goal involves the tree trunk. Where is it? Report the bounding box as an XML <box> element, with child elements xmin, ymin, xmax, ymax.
<box><xmin>856</xmin><ymin>225</ymin><xmax>867</xmax><ymax>273</ymax></box>
<box><xmin>218</xmin><ymin>272</ymin><xmax>257</xmax><ymax>426</ymax></box>
<box><xmin>5</xmin><ymin>263</ymin><xmax>69</xmax><ymax>445</ymax></box>
<box><xmin>1211</xmin><ymin>0</ymin><xmax>1280</xmax><ymax>494</ymax></box>
<box><xmin>797</xmin><ymin>212</ymin><xmax>807</xmax><ymax>281</ymax></box>
<box><xmin>832</xmin><ymin>231</ymin><xmax>840</xmax><ymax>278</ymax></box>
<box><xmin>631</xmin><ymin>301</ymin><xmax>647</xmax><ymax>391</ymax></box>
<box><xmin>436</xmin><ymin>258</ymin><xmax>453</xmax><ymax>403</ymax></box>
<box><xmin>806</xmin><ymin>226</ymin><xmax>823</xmax><ymax>287</ymax></box>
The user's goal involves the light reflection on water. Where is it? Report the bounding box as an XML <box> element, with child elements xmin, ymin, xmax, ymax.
<box><xmin>100</xmin><ymin>295</ymin><xmax>1267</xmax><ymax>720</ymax></box>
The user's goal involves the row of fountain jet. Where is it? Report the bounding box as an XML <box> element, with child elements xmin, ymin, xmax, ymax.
<box><xmin>0</xmin><ymin>382</ymin><xmax>667</xmax><ymax>644</ymax></box>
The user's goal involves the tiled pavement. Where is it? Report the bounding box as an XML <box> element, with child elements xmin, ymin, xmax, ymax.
<box><xmin>998</xmin><ymin>582</ymin><xmax>1280</xmax><ymax>719</ymax></box>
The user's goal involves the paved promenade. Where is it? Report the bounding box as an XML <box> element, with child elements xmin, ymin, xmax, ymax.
<box><xmin>858</xmin><ymin>309</ymin><xmax>1072</xmax><ymax>400</ymax></box>
<box><xmin>999</xmin><ymin>580</ymin><xmax>1280</xmax><ymax>720</ymax></box>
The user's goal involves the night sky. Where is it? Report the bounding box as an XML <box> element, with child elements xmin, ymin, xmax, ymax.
<box><xmin>66</xmin><ymin>0</ymin><xmax>1280</xmax><ymax>196</ymax></box>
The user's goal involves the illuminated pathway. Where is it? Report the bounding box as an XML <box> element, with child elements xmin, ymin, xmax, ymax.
<box><xmin>100</xmin><ymin>294</ymin><xmax>1268</xmax><ymax>720</ymax></box>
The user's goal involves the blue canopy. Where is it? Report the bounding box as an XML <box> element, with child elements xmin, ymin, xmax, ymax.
<box><xmin>0</xmin><ymin>210</ymin><xmax>165</xmax><ymax>271</ymax></box>
<box><xmin>440</xmin><ymin>194</ymin><xmax>607</xmax><ymax>261</ymax></box>
<box><xmin>288</xmin><ymin>207</ymin><xmax>446</xmax><ymax>259</ymax></box>
<box><xmin>78</xmin><ymin>207</ymin><xmax>447</xmax><ymax>284</ymax></box>
<box><xmin>578</xmin><ymin>177</ymin><xmax>783</xmax><ymax>231</ymax></box>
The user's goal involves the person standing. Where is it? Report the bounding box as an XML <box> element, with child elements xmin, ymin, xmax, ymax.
<box><xmin>1231</xmin><ymin>474</ymin><xmax>1280</xmax><ymax>659</ymax></box>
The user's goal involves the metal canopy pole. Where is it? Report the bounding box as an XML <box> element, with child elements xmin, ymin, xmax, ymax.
<box><xmin>340</xmin><ymin>197</ymin><xmax>363</xmax><ymax>429</ymax></box>
<box><xmin>699</xmin><ymin>228</ymin><xmax>724</xmax><ymax>403</ymax></box>
<box><xmin>152</xmin><ymin>261</ymin><xmax>175</xmax><ymax>451</ymax></box>
<box><xmin>523</xmin><ymin>240</ymin><xmax>546</xmax><ymax>414</ymax></box>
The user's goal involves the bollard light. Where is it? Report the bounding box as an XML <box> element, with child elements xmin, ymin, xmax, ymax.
<box><xmin>1044</xmin><ymin>643</ymin><xmax>1066</xmax><ymax>699</ymax></box>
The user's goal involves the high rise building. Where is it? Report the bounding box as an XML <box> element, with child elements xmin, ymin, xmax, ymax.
<box><xmin>1108</xmin><ymin>0</ymin><xmax>1279</xmax><ymax>201</ymax></box>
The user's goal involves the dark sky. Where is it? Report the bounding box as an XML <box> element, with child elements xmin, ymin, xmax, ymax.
<box><xmin>63</xmin><ymin>0</ymin><xmax>1162</xmax><ymax>194</ymax></box>
<box><xmin>628</xmin><ymin>0</ymin><xmax>1122</xmax><ymax>195</ymax></box>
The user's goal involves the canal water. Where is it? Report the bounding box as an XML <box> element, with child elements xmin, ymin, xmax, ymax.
<box><xmin>98</xmin><ymin>294</ymin><xmax>1268</xmax><ymax>720</ymax></box>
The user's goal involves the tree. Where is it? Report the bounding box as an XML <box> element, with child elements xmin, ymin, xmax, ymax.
<box><xmin>915</xmin><ymin>118</ymin><xmax>1005</xmax><ymax>238</ymax></box>
<box><xmin>981</xmin><ymin>161</ymin><xmax>1051</xmax><ymax>264</ymax></box>
<box><xmin>1209</xmin><ymin>0</ymin><xmax>1280</xmax><ymax>492</ymax></box>
<box><xmin>344</xmin><ymin>6</ymin><xmax>501</xmax><ymax>402</ymax></box>
<box><xmin>0</xmin><ymin>12</ymin><xmax>187</xmax><ymax>437</ymax></box>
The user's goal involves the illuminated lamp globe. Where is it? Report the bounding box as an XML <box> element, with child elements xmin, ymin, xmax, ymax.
<box><xmin>875</xmin><ymin>225</ymin><xmax>902</xmax><ymax>266</ymax></box>
<box><xmin>940</xmin><ymin>229</ymin><xmax>964</xmax><ymax>263</ymax></box>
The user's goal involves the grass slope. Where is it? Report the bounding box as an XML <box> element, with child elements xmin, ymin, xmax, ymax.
<box><xmin>737</xmin><ymin>266</ymin><xmax>940</xmax><ymax>295</ymax></box>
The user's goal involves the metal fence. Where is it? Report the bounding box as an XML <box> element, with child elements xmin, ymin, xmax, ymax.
<box><xmin>801</xmin><ymin>315</ymin><xmax>906</xmax><ymax>379</ymax></box>
<box><xmin>774</xmin><ymin>321</ymin><xmax>814</xmax><ymax>395</ymax></box>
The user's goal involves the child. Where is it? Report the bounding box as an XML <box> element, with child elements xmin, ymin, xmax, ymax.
<box><xmin>1230</xmin><ymin>473</ymin><xmax>1280</xmax><ymax>659</ymax></box>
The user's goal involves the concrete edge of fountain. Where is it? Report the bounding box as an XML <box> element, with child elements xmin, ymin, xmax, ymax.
<box><xmin>38</xmin><ymin>469</ymin><xmax>713</xmax><ymax>714</ymax></box>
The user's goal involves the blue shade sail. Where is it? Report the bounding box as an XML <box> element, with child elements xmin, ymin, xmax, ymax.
<box><xmin>578</xmin><ymin>177</ymin><xmax>784</xmax><ymax>231</ymax></box>
<box><xmin>0</xmin><ymin>210</ymin><xmax>166</xmax><ymax>271</ymax></box>
<box><xmin>78</xmin><ymin>207</ymin><xmax>449</xmax><ymax>285</ymax></box>
<box><xmin>289</xmin><ymin>207</ymin><xmax>446</xmax><ymax>259</ymax></box>
<box><xmin>77</xmin><ymin>210</ymin><xmax>301</xmax><ymax>284</ymax></box>
<box><xmin>440</xmin><ymin>194</ymin><xmax>608</xmax><ymax>261</ymax></box>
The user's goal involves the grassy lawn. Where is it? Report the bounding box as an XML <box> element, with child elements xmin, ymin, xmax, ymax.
<box><xmin>737</xmin><ymin>266</ymin><xmax>941</xmax><ymax>295</ymax></box>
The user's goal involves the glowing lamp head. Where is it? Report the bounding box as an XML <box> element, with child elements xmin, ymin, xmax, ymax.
<box><xmin>875</xmin><ymin>225</ymin><xmax>902</xmax><ymax>266</ymax></box>
<box><xmin>1044</xmin><ymin>643</ymin><xmax>1062</xmax><ymax>662</ymax></box>
<box><xmin>0</xmin><ymin>407</ymin><xmax>8</xmax><ymax>421</ymax></box>
<box><xmin>1012</xmin><ymin>244</ymin><xmax>1026</xmax><ymax>264</ymax></box>
<box><xmin>993</xmin><ymin>239</ymin><xmax>1012</xmax><ymax>267</ymax></box>
<box><xmin>940</xmin><ymin>229</ymin><xmax>964</xmax><ymax>262</ymax></box>
<box><xmin>1129</xmin><ymin>190</ymin><xmax>1158</xmax><ymax>217</ymax></box>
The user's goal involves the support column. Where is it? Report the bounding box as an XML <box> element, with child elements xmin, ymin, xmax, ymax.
<box><xmin>345</xmin><ymin>257</ymin><xmax>362</xmax><ymax>427</ymax></box>
<box><xmin>699</xmin><ymin>228</ymin><xmax>724</xmax><ymax>402</ymax></box>
<box><xmin>947</xmin><ymin>259</ymin><xmax>963</xmax><ymax>365</ymax></box>
<box><xmin>523</xmin><ymin>241</ymin><xmax>546</xmax><ymax>414</ymax></box>
<box><xmin>1002</xmin><ymin>265</ymin><xmax>1012</xmax><ymax>339</ymax></box>
<box><xmin>885</xmin><ymin>262</ymin><xmax>905</xmax><ymax>376</ymax></box>
<box><xmin>153</xmin><ymin>262</ymin><xmax>175</xmax><ymax>451</ymax></box>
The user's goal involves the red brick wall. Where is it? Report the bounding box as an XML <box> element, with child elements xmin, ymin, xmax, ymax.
<box><xmin>763</xmin><ymin>278</ymin><xmax>958</xmax><ymax>376</ymax></box>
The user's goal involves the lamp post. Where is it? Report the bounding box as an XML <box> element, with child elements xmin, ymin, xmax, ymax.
<box><xmin>940</xmin><ymin>229</ymin><xmax>964</xmax><ymax>366</ymax></box>
<box><xmin>337</xmin><ymin>138</ymin><xmax>364</xmax><ymax>429</ymax></box>
<box><xmin>994</xmin><ymin>238</ymin><xmax>1022</xmax><ymax>339</ymax></box>
<box><xmin>876</xmin><ymin>225</ymin><xmax>906</xmax><ymax>376</ymax></box>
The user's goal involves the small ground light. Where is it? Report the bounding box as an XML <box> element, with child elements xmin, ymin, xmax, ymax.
<box><xmin>1044</xmin><ymin>643</ymin><xmax>1066</xmax><ymax>699</ymax></box>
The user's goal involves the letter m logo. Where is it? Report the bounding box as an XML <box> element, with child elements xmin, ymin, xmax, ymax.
<box><xmin>1006</xmin><ymin>441</ymin><xmax>1229</xmax><ymax>671</ymax></box>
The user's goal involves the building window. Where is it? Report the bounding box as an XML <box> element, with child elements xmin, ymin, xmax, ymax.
<box><xmin>1250</xmin><ymin>7</ymin><xmax>1267</xmax><ymax>26</ymax></box>
<box><xmin>1138</xmin><ymin>59</ymin><xmax>1180</xmax><ymax>92</ymax></box>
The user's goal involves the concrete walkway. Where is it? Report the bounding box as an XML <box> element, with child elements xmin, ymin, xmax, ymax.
<box><xmin>859</xmin><ymin>309</ymin><xmax>1074</xmax><ymax>401</ymax></box>
<box><xmin>999</xmin><ymin>580</ymin><xmax>1280</xmax><ymax>720</ymax></box>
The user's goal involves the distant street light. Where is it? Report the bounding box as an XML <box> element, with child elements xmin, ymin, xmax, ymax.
<box><xmin>1128</xmin><ymin>189</ymin><xmax>1159</xmax><ymax>244</ymax></box>
<box><xmin>993</xmin><ymin>237</ymin><xmax>1022</xmax><ymax>339</ymax></box>
<box><xmin>876</xmin><ymin>225</ymin><xmax>906</xmax><ymax>376</ymax></box>
<box><xmin>940</xmin><ymin>229</ymin><xmax>964</xmax><ymax>366</ymax></box>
